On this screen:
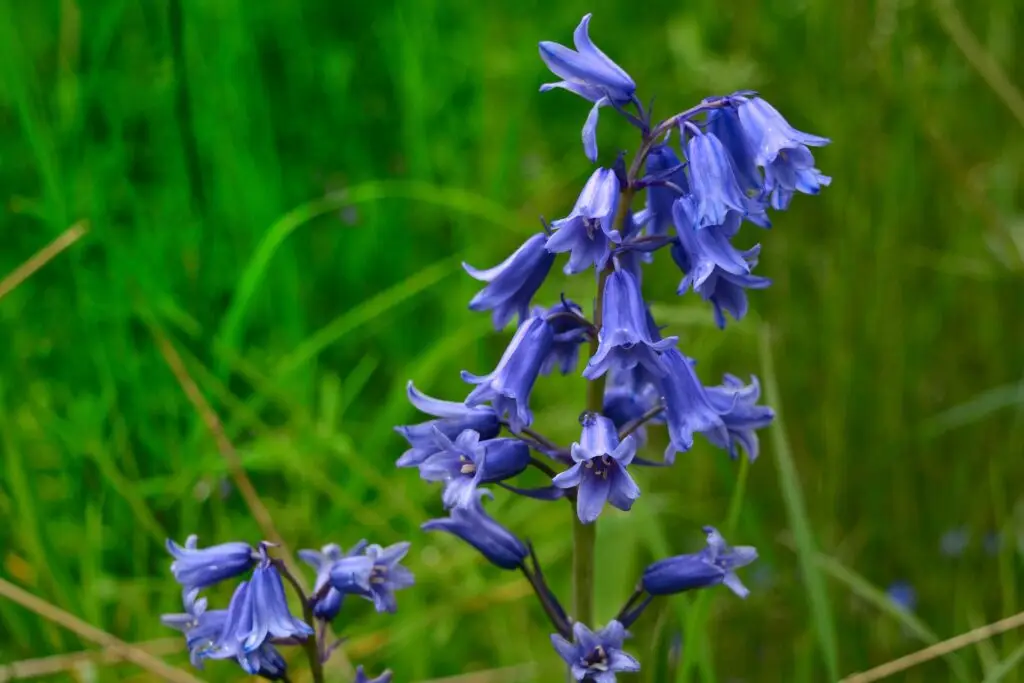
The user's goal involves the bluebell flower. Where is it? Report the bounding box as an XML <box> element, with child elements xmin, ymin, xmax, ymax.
<box><xmin>539</xmin><ymin>14</ymin><xmax>636</xmax><ymax>162</ymax></box>
<box><xmin>737</xmin><ymin>97</ymin><xmax>831</xmax><ymax>209</ymax></box>
<box><xmin>355</xmin><ymin>665</ymin><xmax>394</xmax><ymax>683</ymax></box>
<box><xmin>166</xmin><ymin>535</ymin><xmax>256</xmax><ymax>591</ymax></box>
<box><xmin>707</xmin><ymin>105</ymin><xmax>763</xmax><ymax>196</ymax></box>
<box><xmin>329</xmin><ymin>542</ymin><xmax>415</xmax><ymax>614</ymax></box>
<box><xmin>417</xmin><ymin>429</ymin><xmax>530</xmax><ymax>509</ymax></box>
<box><xmin>684</xmin><ymin>132</ymin><xmax>750</xmax><ymax>230</ymax></box>
<box><xmin>298</xmin><ymin>541</ymin><xmax>369</xmax><ymax>620</ymax></box>
<box><xmin>639</xmin><ymin>144</ymin><xmax>688</xmax><ymax>237</ymax></box>
<box><xmin>702</xmin><ymin>374</ymin><xmax>774</xmax><ymax>462</ymax></box>
<box><xmin>239</xmin><ymin>547</ymin><xmax>314</xmax><ymax>651</ymax></box>
<box><xmin>464</xmin><ymin>232</ymin><xmax>556</xmax><ymax>330</ymax></box>
<box><xmin>584</xmin><ymin>269</ymin><xmax>677</xmax><ymax>381</ymax></box>
<box><xmin>940</xmin><ymin>526</ymin><xmax>970</xmax><ymax>557</ymax></box>
<box><xmin>545</xmin><ymin>167</ymin><xmax>621</xmax><ymax>274</ymax></box>
<box><xmin>395</xmin><ymin>382</ymin><xmax>500</xmax><ymax>468</ymax></box>
<box><xmin>642</xmin><ymin>526</ymin><xmax>758</xmax><ymax>598</ymax></box>
<box><xmin>552</xmin><ymin>413</ymin><xmax>640</xmax><ymax>523</ymax></box>
<box><xmin>161</xmin><ymin>589</ymin><xmax>228</xmax><ymax>668</ymax></box>
<box><xmin>659</xmin><ymin>349</ymin><xmax>730</xmax><ymax>463</ymax></box>
<box><xmin>463</xmin><ymin>316</ymin><xmax>555</xmax><ymax>432</ymax></box>
<box><xmin>551</xmin><ymin>620</ymin><xmax>640</xmax><ymax>683</ymax></box>
<box><xmin>196</xmin><ymin>579</ymin><xmax>291</xmax><ymax>678</ymax></box>
<box><xmin>536</xmin><ymin>298</ymin><xmax>589</xmax><ymax>375</ymax></box>
<box><xmin>887</xmin><ymin>581</ymin><xmax>916</xmax><ymax>611</ymax></box>
<box><xmin>672</xmin><ymin>198</ymin><xmax>758</xmax><ymax>282</ymax></box>
<box><xmin>422</xmin><ymin>489</ymin><xmax>529</xmax><ymax>570</ymax></box>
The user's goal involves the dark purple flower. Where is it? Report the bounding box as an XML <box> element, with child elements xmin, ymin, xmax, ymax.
<box><xmin>552</xmin><ymin>413</ymin><xmax>639</xmax><ymax>523</ymax></box>
<box><xmin>395</xmin><ymin>382</ymin><xmax>500</xmax><ymax>468</ymax></box>
<box><xmin>536</xmin><ymin>298</ymin><xmax>590</xmax><ymax>375</ymax></box>
<box><xmin>539</xmin><ymin>14</ymin><xmax>636</xmax><ymax>161</ymax></box>
<box><xmin>462</xmin><ymin>316</ymin><xmax>555</xmax><ymax>432</ymax></box>
<box><xmin>422</xmin><ymin>489</ymin><xmax>529</xmax><ymax>570</ymax></box>
<box><xmin>642</xmin><ymin>526</ymin><xmax>757</xmax><ymax>597</ymax></box>
<box><xmin>418</xmin><ymin>429</ymin><xmax>530</xmax><ymax>509</ymax></box>
<box><xmin>166</xmin><ymin>535</ymin><xmax>256</xmax><ymax>592</ymax></box>
<box><xmin>584</xmin><ymin>269</ymin><xmax>677</xmax><ymax>381</ymax></box>
<box><xmin>329</xmin><ymin>542</ymin><xmax>415</xmax><ymax>614</ymax></box>
<box><xmin>355</xmin><ymin>665</ymin><xmax>394</xmax><ymax>683</ymax></box>
<box><xmin>703</xmin><ymin>374</ymin><xmax>773</xmax><ymax>461</ymax></box>
<box><xmin>464</xmin><ymin>232</ymin><xmax>555</xmax><ymax>330</ymax></box>
<box><xmin>737</xmin><ymin>97</ymin><xmax>831</xmax><ymax>209</ymax></box>
<box><xmin>297</xmin><ymin>541</ymin><xmax>369</xmax><ymax>620</ymax></box>
<box><xmin>546</xmin><ymin>168</ymin><xmax>621</xmax><ymax>274</ymax></box>
<box><xmin>659</xmin><ymin>349</ymin><xmax>730</xmax><ymax>463</ymax></box>
<box><xmin>551</xmin><ymin>620</ymin><xmax>640</xmax><ymax>683</ymax></box>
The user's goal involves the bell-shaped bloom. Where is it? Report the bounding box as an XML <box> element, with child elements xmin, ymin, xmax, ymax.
<box><xmin>672</xmin><ymin>197</ymin><xmax>757</xmax><ymax>286</ymax></box>
<box><xmin>539</xmin><ymin>14</ymin><xmax>636</xmax><ymax>162</ymax></box>
<box><xmin>329</xmin><ymin>542</ymin><xmax>415</xmax><ymax>614</ymax></box>
<box><xmin>355</xmin><ymin>666</ymin><xmax>394</xmax><ymax>683</ymax></box>
<box><xmin>584</xmin><ymin>270</ymin><xmax>677</xmax><ymax>380</ymax></box>
<box><xmin>395</xmin><ymin>382</ymin><xmax>500</xmax><ymax>468</ymax></box>
<box><xmin>641</xmin><ymin>144</ymin><xmax>689</xmax><ymax>237</ymax></box>
<box><xmin>536</xmin><ymin>299</ymin><xmax>590</xmax><ymax>375</ymax></box>
<box><xmin>642</xmin><ymin>526</ymin><xmax>758</xmax><ymax>598</ymax></box>
<box><xmin>417</xmin><ymin>429</ymin><xmax>530</xmax><ymax>509</ymax></box>
<box><xmin>685</xmin><ymin>132</ymin><xmax>749</xmax><ymax>230</ymax></box>
<box><xmin>737</xmin><ymin>97</ymin><xmax>830</xmax><ymax>209</ymax></box>
<box><xmin>297</xmin><ymin>540</ymin><xmax>369</xmax><ymax>620</ymax></box>
<box><xmin>551</xmin><ymin>620</ymin><xmax>640</xmax><ymax>683</ymax></box>
<box><xmin>707</xmin><ymin>105</ymin><xmax>763</xmax><ymax>195</ymax></box>
<box><xmin>422</xmin><ymin>489</ymin><xmax>529</xmax><ymax>570</ymax></box>
<box><xmin>464</xmin><ymin>233</ymin><xmax>555</xmax><ymax>330</ymax></box>
<box><xmin>161</xmin><ymin>589</ymin><xmax>228</xmax><ymax>668</ymax></box>
<box><xmin>193</xmin><ymin>580</ymin><xmax>290</xmax><ymax>678</ymax></box>
<box><xmin>552</xmin><ymin>413</ymin><xmax>639</xmax><ymax>523</ymax></box>
<box><xmin>702</xmin><ymin>374</ymin><xmax>774</xmax><ymax>462</ymax></box>
<box><xmin>166</xmin><ymin>535</ymin><xmax>256</xmax><ymax>592</ymax></box>
<box><xmin>239</xmin><ymin>549</ymin><xmax>314</xmax><ymax>652</ymax></box>
<box><xmin>659</xmin><ymin>350</ymin><xmax>730</xmax><ymax>463</ymax></box>
<box><xmin>546</xmin><ymin>168</ymin><xmax>621</xmax><ymax>274</ymax></box>
<box><xmin>462</xmin><ymin>316</ymin><xmax>554</xmax><ymax>432</ymax></box>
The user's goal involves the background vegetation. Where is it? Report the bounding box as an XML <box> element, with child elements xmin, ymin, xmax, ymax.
<box><xmin>1</xmin><ymin>0</ymin><xmax>1022</xmax><ymax>681</ymax></box>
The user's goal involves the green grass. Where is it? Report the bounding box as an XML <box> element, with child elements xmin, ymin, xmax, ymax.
<box><xmin>1</xmin><ymin>0</ymin><xmax>1023</xmax><ymax>681</ymax></box>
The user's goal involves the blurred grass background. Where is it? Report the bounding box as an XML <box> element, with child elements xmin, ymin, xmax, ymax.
<box><xmin>1</xmin><ymin>0</ymin><xmax>1023</xmax><ymax>681</ymax></box>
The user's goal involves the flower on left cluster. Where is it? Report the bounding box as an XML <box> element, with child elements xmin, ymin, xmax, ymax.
<box><xmin>163</xmin><ymin>534</ymin><xmax>412</xmax><ymax>680</ymax></box>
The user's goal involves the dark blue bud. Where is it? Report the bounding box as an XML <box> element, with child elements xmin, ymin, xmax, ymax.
<box><xmin>422</xmin><ymin>489</ymin><xmax>529</xmax><ymax>570</ymax></box>
<box><xmin>395</xmin><ymin>382</ymin><xmax>500</xmax><ymax>468</ymax></box>
<box><xmin>546</xmin><ymin>168</ymin><xmax>621</xmax><ymax>274</ymax></box>
<box><xmin>643</xmin><ymin>144</ymin><xmax>689</xmax><ymax>237</ymax></box>
<box><xmin>166</xmin><ymin>535</ymin><xmax>256</xmax><ymax>592</ymax></box>
<box><xmin>642</xmin><ymin>526</ymin><xmax>757</xmax><ymax>597</ymax></box>
<box><xmin>535</xmin><ymin>298</ymin><xmax>589</xmax><ymax>375</ymax></box>
<box><xmin>464</xmin><ymin>233</ymin><xmax>555</xmax><ymax>330</ymax></box>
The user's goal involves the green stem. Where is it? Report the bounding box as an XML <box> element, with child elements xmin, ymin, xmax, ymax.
<box><xmin>276</xmin><ymin>560</ymin><xmax>325</xmax><ymax>683</ymax></box>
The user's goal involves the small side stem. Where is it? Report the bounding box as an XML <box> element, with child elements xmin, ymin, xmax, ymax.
<box><xmin>276</xmin><ymin>560</ymin><xmax>325</xmax><ymax>683</ymax></box>
<box><xmin>618</xmin><ymin>403</ymin><xmax>665</xmax><ymax>441</ymax></box>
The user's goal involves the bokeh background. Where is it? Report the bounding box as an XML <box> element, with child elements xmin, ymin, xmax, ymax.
<box><xmin>2</xmin><ymin>0</ymin><xmax>1023</xmax><ymax>681</ymax></box>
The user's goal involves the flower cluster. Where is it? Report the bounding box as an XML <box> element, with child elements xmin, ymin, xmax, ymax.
<box><xmin>396</xmin><ymin>12</ymin><xmax>828</xmax><ymax>681</ymax></box>
<box><xmin>161</xmin><ymin>535</ymin><xmax>411</xmax><ymax>681</ymax></box>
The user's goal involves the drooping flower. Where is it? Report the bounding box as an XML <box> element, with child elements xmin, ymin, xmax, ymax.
<box><xmin>355</xmin><ymin>665</ymin><xmax>394</xmax><ymax>683</ymax></box>
<box><xmin>737</xmin><ymin>97</ymin><xmax>831</xmax><ymax>209</ymax></box>
<box><xmin>672</xmin><ymin>198</ymin><xmax>757</xmax><ymax>284</ymax></box>
<box><xmin>659</xmin><ymin>349</ymin><xmax>730</xmax><ymax>463</ymax></box>
<box><xmin>417</xmin><ymin>429</ymin><xmax>530</xmax><ymax>509</ymax></box>
<box><xmin>161</xmin><ymin>589</ymin><xmax>228</xmax><ymax>668</ymax></box>
<box><xmin>536</xmin><ymin>298</ymin><xmax>590</xmax><ymax>375</ymax></box>
<box><xmin>552</xmin><ymin>413</ymin><xmax>639</xmax><ymax>523</ymax></box>
<box><xmin>642</xmin><ymin>526</ymin><xmax>758</xmax><ymax>598</ymax></box>
<box><xmin>464</xmin><ymin>232</ymin><xmax>556</xmax><ymax>330</ymax></box>
<box><xmin>395</xmin><ymin>382</ymin><xmax>500</xmax><ymax>468</ymax></box>
<box><xmin>298</xmin><ymin>541</ymin><xmax>369</xmax><ymax>620</ymax></box>
<box><xmin>584</xmin><ymin>269</ymin><xmax>677</xmax><ymax>381</ymax></box>
<box><xmin>545</xmin><ymin>168</ymin><xmax>621</xmax><ymax>274</ymax></box>
<box><xmin>551</xmin><ymin>620</ymin><xmax>640</xmax><ymax>683</ymax></box>
<box><xmin>684</xmin><ymin>131</ymin><xmax>750</xmax><ymax>230</ymax></box>
<box><xmin>329</xmin><ymin>542</ymin><xmax>415</xmax><ymax>614</ymax></box>
<box><xmin>702</xmin><ymin>374</ymin><xmax>774</xmax><ymax>461</ymax></box>
<box><xmin>462</xmin><ymin>316</ymin><xmax>554</xmax><ymax>432</ymax></box>
<box><xmin>422</xmin><ymin>489</ymin><xmax>529</xmax><ymax>570</ymax></box>
<box><xmin>707</xmin><ymin>104</ymin><xmax>763</xmax><ymax>196</ymax></box>
<box><xmin>539</xmin><ymin>14</ymin><xmax>636</xmax><ymax>161</ymax></box>
<box><xmin>194</xmin><ymin>580</ymin><xmax>291</xmax><ymax>678</ymax></box>
<box><xmin>239</xmin><ymin>547</ymin><xmax>314</xmax><ymax>651</ymax></box>
<box><xmin>166</xmin><ymin>535</ymin><xmax>256</xmax><ymax>592</ymax></box>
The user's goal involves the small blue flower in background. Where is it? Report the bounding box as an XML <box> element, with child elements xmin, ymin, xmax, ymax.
<box><xmin>703</xmin><ymin>375</ymin><xmax>774</xmax><ymax>462</ymax></box>
<box><xmin>166</xmin><ymin>535</ymin><xmax>256</xmax><ymax>591</ymax></box>
<box><xmin>395</xmin><ymin>382</ymin><xmax>500</xmax><ymax>468</ymax></box>
<box><xmin>642</xmin><ymin>526</ymin><xmax>758</xmax><ymax>598</ymax></box>
<box><xmin>658</xmin><ymin>350</ymin><xmax>729</xmax><ymax>462</ymax></box>
<box><xmin>887</xmin><ymin>581</ymin><xmax>916</xmax><ymax>612</ymax></box>
<box><xmin>984</xmin><ymin>530</ymin><xmax>1002</xmax><ymax>556</ymax></box>
<box><xmin>736</xmin><ymin>97</ymin><xmax>831</xmax><ymax>209</ymax></box>
<box><xmin>463</xmin><ymin>316</ymin><xmax>555</xmax><ymax>432</ymax></box>
<box><xmin>536</xmin><ymin>298</ymin><xmax>590</xmax><ymax>375</ymax></box>
<box><xmin>464</xmin><ymin>232</ymin><xmax>556</xmax><ymax>330</ymax></box>
<box><xmin>551</xmin><ymin>620</ymin><xmax>641</xmax><ymax>683</ymax></box>
<box><xmin>298</xmin><ymin>541</ymin><xmax>369</xmax><ymax>620</ymax></box>
<box><xmin>939</xmin><ymin>526</ymin><xmax>970</xmax><ymax>557</ymax></box>
<box><xmin>584</xmin><ymin>269</ymin><xmax>678</xmax><ymax>380</ymax></box>
<box><xmin>417</xmin><ymin>429</ymin><xmax>530</xmax><ymax>509</ymax></box>
<box><xmin>553</xmin><ymin>413</ymin><xmax>640</xmax><ymax>523</ymax></box>
<box><xmin>329</xmin><ymin>542</ymin><xmax>415</xmax><ymax>614</ymax></box>
<box><xmin>422</xmin><ymin>489</ymin><xmax>530</xmax><ymax>570</ymax></box>
<box><xmin>354</xmin><ymin>665</ymin><xmax>394</xmax><ymax>683</ymax></box>
<box><xmin>545</xmin><ymin>167</ymin><xmax>621</xmax><ymax>273</ymax></box>
<box><xmin>538</xmin><ymin>13</ymin><xmax>636</xmax><ymax>161</ymax></box>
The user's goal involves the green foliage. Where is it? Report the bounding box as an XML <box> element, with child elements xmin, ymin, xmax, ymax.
<box><xmin>1</xmin><ymin>0</ymin><xmax>1023</xmax><ymax>680</ymax></box>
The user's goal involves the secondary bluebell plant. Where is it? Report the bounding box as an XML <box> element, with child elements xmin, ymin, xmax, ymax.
<box><xmin>398</xmin><ymin>12</ymin><xmax>829</xmax><ymax>680</ymax></box>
